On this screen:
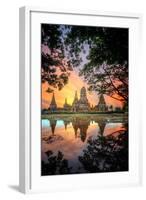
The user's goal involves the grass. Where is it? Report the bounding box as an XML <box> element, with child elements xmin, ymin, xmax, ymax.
<box><xmin>42</xmin><ymin>112</ymin><xmax>128</xmax><ymax>123</ymax></box>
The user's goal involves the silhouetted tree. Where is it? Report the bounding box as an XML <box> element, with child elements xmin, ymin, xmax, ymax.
<box><xmin>42</xmin><ymin>150</ymin><xmax>71</xmax><ymax>175</ymax></box>
<box><xmin>65</xmin><ymin>26</ymin><xmax>128</xmax><ymax>103</ymax></box>
<box><xmin>42</xmin><ymin>24</ymin><xmax>128</xmax><ymax>104</ymax></box>
<box><xmin>79</xmin><ymin>131</ymin><xmax>128</xmax><ymax>173</ymax></box>
<box><xmin>41</xmin><ymin>24</ymin><xmax>73</xmax><ymax>92</ymax></box>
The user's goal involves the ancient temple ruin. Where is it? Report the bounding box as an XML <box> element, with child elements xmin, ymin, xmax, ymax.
<box><xmin>72</xmin><ymin>87</ymin><xmax>90</xmax><ymax>112</ymax></box>
<box><xmin>72</xmin><ymin>91</ymin><xmax>79</xmax><ymax>112</ymax></box>
<box><xmin>48</xmin><ymin>88</ymin><xmax>109</xmax><ymax>113</ymax></box>
<box><xmin>63</xmin><ymin>98</ymin><xmax>71</xmax><ymax>111</ymax></box>
<box><xmin>95</xmin><ymin>94</ymin><xmax>108</xmax><ymax>112</ymax></box>
<box><xmin>49</xmin><ymin>93</ymin><xmax>57</xmax><ymax>112</ymax></box>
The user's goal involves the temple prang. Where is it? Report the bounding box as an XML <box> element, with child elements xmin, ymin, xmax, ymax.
<box><xmin>49</xmin><ymin>87</ymin><xmax>110</xmax><ymax>112</ymax></box>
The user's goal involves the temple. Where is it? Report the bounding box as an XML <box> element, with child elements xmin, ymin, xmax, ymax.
<box><xmin>48</xmin><ymin>87</ymin><xmax>109</xmax><ymax>113</ymax></box>
<box><xmin>95</xmin><ymin>94</ymin><xmax>108</xmax><ymax>112</ymax></box>
<box><xmin>72</xmin><ymin>91</ymin><xmax>79</xmax><ymax>112</ymax></box>
<box><xmin>72</xmin><ymin>87</ymin><xmax>90</xmax><ymax>112</ymax></box>
<box><xmin>49</xmin><ymin>93</ymin><xmax>57</xmax><ymax>112</ymax></box>
<box><xmin>63</xmin><ymin>98</ymin><xmax>71</xmax><ymax>111</ymax></box>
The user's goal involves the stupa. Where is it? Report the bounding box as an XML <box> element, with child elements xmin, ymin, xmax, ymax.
<box><xmin>95</xmin><ymin>94</ymin><xmax>108</xmax><ymax>112</ymax></box>
<box><xmin>72</xmin><ymin>87</ymin><xmax>90</xmax><ymax>112</ymax></box>
<box><xmin>49</xmin><ymin>93</ymin><xmax>57</xmax><ymax>112</ymax></box>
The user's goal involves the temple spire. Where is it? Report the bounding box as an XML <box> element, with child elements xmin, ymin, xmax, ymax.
<box><xmin>74</xmin><ymin>91</ymin><xmax>78</xmax><ymax>101</ymax></box>
<box><xmin>72</xmin><ymin>91</ymin><xmax>78</xmax><ymax>105</ymax></box>
<box><xmin>96</xmin><ymin>94</ymin><xmax>107</xmax><ymax>112</ymax></box>
<box><xmin>65</xmin><ymin>98</ymin><xmax>67</xmax><ymax>104</ymax></box>
<box><xmin>63</xmin><ymin>97</ymin><xmax>71</xmax><ymax>111</ymax></box>
<box><xmin>49</xmin><ymin>93</ymin><xmax>57</xmax><ymax>111</ymax></box>
<box><xmin>72</xmin><ymin>91</ymin><xmax>79</xmax><ymax>112</ymax></box>
<box><xmin>99</xmin><ymin>94</ymin><xmax>106</xmax><ymax>105</ymax></box>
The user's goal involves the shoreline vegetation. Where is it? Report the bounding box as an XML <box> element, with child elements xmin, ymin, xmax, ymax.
<box><xmin>42</xmin><ymin>112</ymin><xmax>128</xmax><ymax>123</ymax></box>
<box><xmin>42</xmin><ymin>112</ymin><xmax>128</xmax><ymax>117</ymax></box>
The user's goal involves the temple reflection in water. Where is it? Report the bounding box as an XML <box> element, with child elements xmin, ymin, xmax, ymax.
<box><xmin>41</xmin><ymin>115</ymin><xmax>128</xmax><ymax>175</ymax></box>
<box><xmin>46</xmin><ymin>117</ymin><xmax>106</xmax><ymax>142</ymax></box>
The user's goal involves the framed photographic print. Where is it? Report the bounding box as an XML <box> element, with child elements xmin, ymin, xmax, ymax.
<box><xmin>19</xmin><ymin>7</ymin><xmax>142</xmax><ymax>193</ymax></box>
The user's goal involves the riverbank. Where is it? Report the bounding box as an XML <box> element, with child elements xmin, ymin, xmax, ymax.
<box><xmin>42</xmin><ymin>112</ymin><xmax>128</xmax><ymax>123</ymax></box>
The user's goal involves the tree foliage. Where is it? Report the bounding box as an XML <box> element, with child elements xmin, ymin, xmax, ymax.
<box><xmin>79</xmin><ymin>130</ymin><xmax>128</xmax><ymax>172</ymax></box>
<box><xmin>80</xmin><ymin>63</ymin><xmax>128</xmax><ymax>102</ymax></box>
<box><xmin>65</xmin><ymin>26</ymin><xmax>128</xmax><ymax>103</ymax></box>
<box><xmin>41</xmin><ymin>150</ymin><xmax>71</xmax><ymax>175</ymax></box>
<box><xmin>41</xmin><ymin>24</ymin><xmax>128</xmax><ymax>103</ymax></box>
<box><xmin>41</xmin><ymin>24</ymin><xmax>73</xmax><ymax>92</ymax></box>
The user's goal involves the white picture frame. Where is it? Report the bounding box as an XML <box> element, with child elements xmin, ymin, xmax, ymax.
<box><xmin>19</xmin><ymin>6</ymin><xmax>142</xmax><ymax>194</ymax></box>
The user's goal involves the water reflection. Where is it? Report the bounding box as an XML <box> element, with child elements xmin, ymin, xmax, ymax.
<box><xmin>71</xmin><ymin>117</ymin><xmax>90</xmax><ymax>142</ymax></box>
<box><xmin>79</xmin><ymin>128</ymin><xmax>128</xmax><ymax>173</ymax></box>
<box><xmin>41</xmin><ymin>115</ymin><xmax>128</xmax><ymax>175</ymax></box>
<box><xmin>50</xmin><ymin>119</ymin><xmax>57</xmax><ymax>135</ymax></box>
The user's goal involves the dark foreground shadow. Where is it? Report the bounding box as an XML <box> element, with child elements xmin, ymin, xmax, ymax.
<box><xmin>42</xmin><ymin>151</ymin><xmax>71</xmax><ymax>176</ymax></box>
<box><xmin>8</xmin><ymin>185</ymin><xmax>19</xmax><ymax>192</ymax></box>
<box><xmin>79</xmin><ymin>130</ymin><xmax>128</xmax><ymax>173</ymax></box>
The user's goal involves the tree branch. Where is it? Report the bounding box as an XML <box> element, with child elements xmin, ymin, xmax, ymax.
<box><xmin>102</xmin><ymin>64</ymin><xmax>127</xmax><ymax>101</ymax></box>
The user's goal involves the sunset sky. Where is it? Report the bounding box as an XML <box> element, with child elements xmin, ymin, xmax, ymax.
<box><xmin>41</xmin><ymin>26</ymin><xmax>123</xmax><ymax>109</ymax></box>
<box><xmin>42</xmin><ymin>68</ymin><xmax>123</xmax><ymax>109</ymax></box>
